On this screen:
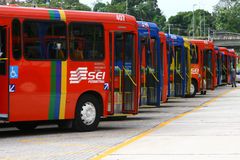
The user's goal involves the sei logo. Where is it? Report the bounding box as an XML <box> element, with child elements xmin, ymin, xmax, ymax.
<box><xmin>191</xmin><ymin>68</ymin><xmax>199</xmax><ymax>74</ymax></box>
<box><xmin>116</xmin><ymin>14</ymin><xmax>126</xmax><ymax>21</ymax></box>
<box><xmin>70</xmin><ymin>67</ymin><xmax>105</xmax><ymax>84</ymax></box>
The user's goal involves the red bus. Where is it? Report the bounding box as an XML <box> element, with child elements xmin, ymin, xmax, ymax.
<box><xmin>0</xmin><ymin>6</ymin><xmax>139</xmax><ymax>131</ymax></box>
<box><xmin>189</xmin><ymin>40</ymin><xmax>215</xmax><ymax>96</ymax></box>
<box><xmin>218</xmin><ymin>47</ymin><xmax>230</xmax><ymax>84</ymax></box>
<box><xmin>159</xmin><ymin>32</ymin><xmax>168</xmax><ymax>103</ymax></box>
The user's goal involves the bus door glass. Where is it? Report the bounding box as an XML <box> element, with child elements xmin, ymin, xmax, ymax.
<box><xmin>146</xmin><ymin>38</ymin><xmax>158</xmax><ymax>105</ymax></box>
<box><xmin>140</xmin><ymin>37</ymin><xmax>148</xmax><ymax>105</ymax></box>
<box><xmin>174</xmin><ymin>46</ymin><xmax>184</xmax><ymax>96</ymax></box>
<box><xmin>168</xmin><ymin>44</ymin><xmax>174</xmax><ymax>96</ymax></box>
<box><xmin>184</xmin><ymin>45</ymin><xmax>191</xmax><ymax>95</ymax></box>
<box><xmin>222</xmin><ymin>54</ymin><xmax>227</xmax><ymax>83</ymax></box>
<box><xmin>110</xmin><ymin>32</ymin><xmax>137</xmax><ymax>114</ymax></box>
<box><xmin>204</xmin><ymin>49</ymin><xmax>213</xmax><ymax>89</ymax></box>
<box><xmin>227</xmin><ymin>55</ymin><xmax>231</xmax><ymax>83</ymax></box>
<box><xmin>218</xmin><ymin>52</ymin><xmax>222</xmax><ymax>85</ymax></box>
<box><xmin>0</xmin><ymin>25</ymin><xmax>9</xmax><ymax>119</ymax></box>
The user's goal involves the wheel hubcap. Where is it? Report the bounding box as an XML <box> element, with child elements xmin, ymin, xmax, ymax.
<box><xmin>81</xmin><ymin>102</ymin><xmax>96</xmax><ymax>125</ymax></box>
<box><xmin>190</xmin><ymin>83</ymin><xmax>195</xmax><ymax>95</ymax></box>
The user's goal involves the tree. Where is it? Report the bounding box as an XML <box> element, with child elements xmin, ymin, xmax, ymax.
<box><xmin>214</xmin><ymin>0</ymin><xmax>240</xmax><ymax>32</ymax></box>
<box><xmin>13</xmin><ymin>0</ymin><xmax>91</xmax><ymax>11</ymax></box>
<box><xmin>93</xmin><ymin>2</ymin><xmax>106</xmax><ymax>12</ymax></box>
<box><xmin>93</xmin><ymin>0</ymin><xmax>166</xmax><ymax>29</ymax></box>
<box><xmin>166</xmin><ymin>9</ymin><xmax>215</xmax><ymax>37</ymax></box>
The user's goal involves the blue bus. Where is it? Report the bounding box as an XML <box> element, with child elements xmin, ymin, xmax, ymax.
<box><xmin>166</xmin><ymin>34</ymin><xmax>186</xmax><ymax>97</ymax></box>
<box><xmin>137</xmin><ymin>21</ymin><xmax>162</xmax><ymax>107</ymax></box>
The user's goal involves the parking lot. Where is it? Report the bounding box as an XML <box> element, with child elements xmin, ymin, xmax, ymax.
<box><xmin>0</xmin><ymin>85</ymin><xmax>238</xmax><ymax>160</ymax></box>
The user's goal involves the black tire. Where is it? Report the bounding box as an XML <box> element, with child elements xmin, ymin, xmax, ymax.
<box><xmin>203</xmin><ymin>91</ymin><xmax>207</xmax><ymax>95</ymax></box>
<box><xmin>190</xmin><ymin>81</ymin><xmax>197</xmax><ymax>97</ymax></box>
<box><xmin>72</xmin><ymin>94</ymin><xmax>101</xmax><ymax>132</ymax></box>
<box><xmin>15</xmin><ymin>123</ymin><xmax>37</xmax><ymax>131</ymax></box>
<box><xmin>200</xmin><ymin>91</ymin><xmax>204</xmax><ymax>95</ymax></box>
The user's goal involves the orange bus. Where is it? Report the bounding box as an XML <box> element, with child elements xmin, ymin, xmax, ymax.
<box><xmin>0</xmin><ymin>6</ymin><xmax>139</xmax><ymax>131</ymax></box>
<box><xmin>218</xmin><ymin>47</ymin><xmax>230</xmax><ymax>84</ymax></box>
<box><xmin>189</xmin><ymin>40</ymin><xmax>215</xmax><ymax>96</ymax></box>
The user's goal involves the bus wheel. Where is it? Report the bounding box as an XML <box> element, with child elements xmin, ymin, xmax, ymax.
<box><xmin>203</xmin><ymin>91</ymin><xmax>207</xmax><ymax>95</ymax></box>
<box><xmin>73</xmin><ymin>94</ymin><xmax>100</xmax><ymax>132</ymax></box>
<box><xmin>190</xmin><ymin>81</ymin><xmax>197</xmax><ymax>97</ymax></box>
<box><xmin>15</xmin><ymin>123</ymin><xmax>37</xmax><ymax>131</ymax></box>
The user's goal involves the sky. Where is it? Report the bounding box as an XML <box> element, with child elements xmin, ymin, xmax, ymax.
<box><xmin>80</xmin><ymin>0</ymin><xmax>220</xmax><ymax>19</ymax></box>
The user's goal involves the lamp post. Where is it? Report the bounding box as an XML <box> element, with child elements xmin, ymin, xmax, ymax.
<box><xmin>192</xmin><ymin>4</ymin><xmax>197</xmax><ymax>38</ymax></box>
<box><xmin>126</xmin><ymin>0</ymin><xmax>128</xmax><ymax>14</ymax></box>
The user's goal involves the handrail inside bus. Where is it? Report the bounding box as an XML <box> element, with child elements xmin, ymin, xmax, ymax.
<box><xmin>186</xmin><ymin>73</ymin><xmax>190</xmax><ymax>79</ymax></box>
<box><xmin>115</xmin><ymin>66</ymin><xmax>122</xmax><ymax>94</ymax></box>
<box><xmin>222</xmin><ymin>65</ymin><xmax>227</xmax><ymax>73</ymax></box>
<box><xmin>141</xmin><ymin>66</ymin><xmax>146</xmax><ymax>88</ymax></box>
<box><xmin>0</xmin><ymin>58</ymin><xmax>8</xmax><ymax>60</ymax></box>
<box><xmin>176</xmin><ymin>70</ymin><xmax>184</xmax><ymax>80</ymax></box>
<box><xmin>123</xmin><ymin>66</ymin><xmax>137</xmax><ymax>86</ymax></box>
<box><xmin>206</xmin><ymin>67</ymin><xmax>213</xmax><ymax>76</ymax></box>
<box><xmin>148</xmin><ymin>67</ymin><xmax>160</xmax><ymax>83</ymax></box>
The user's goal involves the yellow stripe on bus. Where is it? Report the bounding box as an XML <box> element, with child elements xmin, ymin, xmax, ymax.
<box><xmin>59</xmin><ymin>61</ymin><xmax>67</xmax><ymax>119</ymax></box>
<box><xmin>59</xmin><ymin>10</ymin><xmax>66</xmax><ymax>21</ymax></box>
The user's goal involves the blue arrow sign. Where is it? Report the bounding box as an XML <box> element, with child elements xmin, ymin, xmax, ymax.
<box><xmin>9</xmin><ymin>84</ymin><xmax>16</xmax><ymax>93</ymax></box>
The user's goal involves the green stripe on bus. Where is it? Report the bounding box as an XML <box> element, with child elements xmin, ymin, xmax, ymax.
<box><xmin>49</xmin><ymin>62</ymin><xmax>57</xmax><ymax>119</ymax></box>
<box><xmin>49</xmin><ymin>10</ymin><xmax>55</xmax><ymax>20</ymax></box>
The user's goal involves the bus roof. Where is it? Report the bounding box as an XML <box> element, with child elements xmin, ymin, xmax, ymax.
<box><xmin>228</xmin><ymin>49</ymin><xmax>237</xmax><ymax>57</ymax></box>
<box><xmin>189</xmin><ymin>39</ymin><xmax>214</xmax><ymax>49</ymax></box>
<box><xmin>218</xmin><ymin>47</ymin><xmax>229</xmax><ymax>55</ymax></box>
<box><xmin>137</xmin><ymin>21</ymin><xmax>160</xmax><ymax>38</ymax></box>
<box><xmin>0</xmin><ymin>5</ymin><xmax>137</xmax><ymax>25</ymax></box>
<box><xmin>165</xmin><ymin>34</ymin><xmax>184</xmax><ymax>46</ymax></box>
<box><xmin>159</xmin><ymin>32</ymin><xmax>166</xmax><ymax>41</ymax></box>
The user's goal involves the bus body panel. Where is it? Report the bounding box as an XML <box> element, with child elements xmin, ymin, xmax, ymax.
<box><xmin>0</xmin><ymin>6</ymin><xmax>139</xmax><ymax>123</ymax></box>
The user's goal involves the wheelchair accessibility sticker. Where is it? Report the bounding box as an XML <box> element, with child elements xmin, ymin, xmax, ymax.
<box><xmin>9</xmin><ymin>66</ymin><xmax>19</xmax><ymax>79</ymax></box>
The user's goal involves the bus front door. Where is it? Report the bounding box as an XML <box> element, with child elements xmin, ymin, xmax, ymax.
<box><xmin>0</xmin><ymin>25</ymin><xmax>9</xmax><ymax>119</ymax></box>
<box><xmin>174</xmin><ymin>46</ymin><xmax>185</xmax><ymax>97</ymax></box>
<box><xmin>204</xmin><ymin>50</ymin><xmax>214</xmax><ymax>90</ymax></box>
<box><xmin>140</xmin><ymin>38</ymin><xmax>159</xmax><ymax>106</ymax></box>
<box><xmin>109</xmin><ymin>32</ymin><xmax>138</xmax><ymax>115</ymax></box>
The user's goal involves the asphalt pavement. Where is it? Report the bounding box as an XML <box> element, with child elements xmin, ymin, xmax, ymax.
<box><xmin>0</xmin><ymin>85</ymin><xmax>237</xmax><ymax>160</ymax></box>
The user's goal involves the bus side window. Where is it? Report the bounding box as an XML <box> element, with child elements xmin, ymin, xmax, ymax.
<box><xmin>23</xmin><ymin>20</ymin><xmax>67</xmax><ymax>61</ymax></box>
<box><xmin>69</xmin><ymin>22</ymin><xmax>104</xmax><ymax>61</ymax></box>
<box><xmin>12</xmin><ymin>19</ymin><xmax>22</xmax><ymax>60</ymax></box>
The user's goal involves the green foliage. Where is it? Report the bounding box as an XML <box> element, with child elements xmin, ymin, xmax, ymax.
<box><xmin>93</xmin><ymin>0</ymin><xmax>166</xmax><ymax>29</ymax></box>
<box><xmin>14</xmin><ymin>0</ymin><xmax>91</xmax><ymax>11</ymax></box>
<box><xmin>166</xmin><ymin>9</ymin><xmax>215</xmax><ymax>37</ymax></box>
<box><xmin>214</xmin><ymin>0</ymin><xmax>240</xmax><ymax>32</ymax></box>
